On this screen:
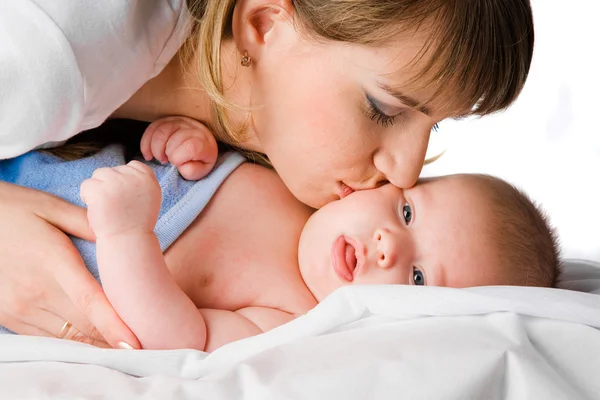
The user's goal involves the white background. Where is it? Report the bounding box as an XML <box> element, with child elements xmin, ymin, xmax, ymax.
<box><xmin>422</xmin><ymin>0</ymin><xmax>600</xmax><ymax>261</ymax></box>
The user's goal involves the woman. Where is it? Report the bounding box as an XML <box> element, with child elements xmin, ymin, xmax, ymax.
<box><xmin>0</xmin><ymin>0</ymin><xmax>534</xmax><ymax>348</ymax></box>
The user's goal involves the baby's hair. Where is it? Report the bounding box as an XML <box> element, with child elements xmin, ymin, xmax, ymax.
<box><xmin>184</xmin><ymin>0</ymin><xmax>534</xmax><ymax>147</ymax></box>
<box><xmin>463</xmin><ymin>174</ymin><xmax>561</xmax><ymax>288</ymax></box>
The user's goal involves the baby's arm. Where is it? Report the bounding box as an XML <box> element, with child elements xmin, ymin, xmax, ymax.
<box><xmin>80</xmin><ymin>162</ymin><xmax>296</xmax><ymax>351</ymax></box>
<box><xmin>140</xmin><ymin>116</ymin><xmax>218</xmax><ymax>180</ymax></box>
<box><xmin>80</xmin><ymin>161</ymin><xmax>207</xmax><ymax>350</ymax></box>
<box><xmin>198</xmin><ymin>307</ymin><xmax>296</xmax><ymax>352</ymax></box>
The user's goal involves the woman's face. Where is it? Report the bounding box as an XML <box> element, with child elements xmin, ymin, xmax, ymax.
<box><xmin>238</xmin><ymin>6</ymin><xmax>459</xmax><ymax>208</ymax></box>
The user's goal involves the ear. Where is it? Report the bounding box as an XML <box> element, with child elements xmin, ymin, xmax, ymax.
<box><xmin>231</xmin><ymin>0</ymin><xmax>295</xmax><ymax>62</ymax></box>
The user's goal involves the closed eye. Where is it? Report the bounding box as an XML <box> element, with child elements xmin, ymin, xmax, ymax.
<box><xmin>365</xmin><ymin>94</ymin><xmax>397</xmax><ymax>128</ymax></box>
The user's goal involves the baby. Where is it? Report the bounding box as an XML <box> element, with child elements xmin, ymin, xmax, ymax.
<box><xmin>77</xmin><ymin>147</ymin><xmax>560</xmax><ymax>352</ymax></box>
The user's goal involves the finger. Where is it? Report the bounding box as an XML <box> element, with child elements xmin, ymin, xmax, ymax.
<box><xmin>63</xmin><ymin>328</ymin><xmax>111</xmax><ymax>348</ymax></box>
<box><xmin>50</xmin><ymin>316</ymin><xmax>111</xmax><ymax>348</ymax></box>
<box><xmin>126</xmin><ymin>160</ymin><xmax>155</xmax><ymax>175</ymax></box>
<box><xmin>79</xmin><ymin>178</ymin><xmax>100</xmax><ymax>207</ymax></box>
<box><xmin>35</xmin><ymin>192</ymin><xmax>95</xmax><ymax>242</ymax></box>
<box><xmin>60</xmin><ymin>275</ymin><xmax>140</xmax><ymax>349</ymax></box>
<box><xmin>45</xmin><ymin>295</ymin><xmax>113</xmax><ymax>345</ymax></box>
<box><xmin>6</xmin><ymin>320</ymin><xmax>55</xmax><ymax>338</ymax></box>
<box><xmin>0</xmin><ymin>279</ymin><xmax>100</xmax><ymax>343</ymax></box>
<box><xmin>150</xmin><ymin>124</ymin><xmax>177</xmax><ymax>164</ymax></box>
<box><xmin>1</xmin><ymin>302</ymin><xmax>103</xmax><ymax>349</ymax></box>
<box><xmin>168</xmin><ymin>135</ymin><xmax>218</xmax><ymax>167</ymax></box>
<box><xmin>140</xmin><ymin>122</ymin><xmax>160</xmax><ymax>161</ymax></box>
<box><xmin>92</xmin><ymin>167</ymin><xmax>121</xmax><ymax>181</ymax></box>
<box><xmin>164</xmin><ymin>129</ymin><xmax>200</xmax><ymax>165</ymax></box>
<box><xmin>80</xmin><ymin>178</ymin><xmax>93</xmax><ymax>203</ymax></box>
<box><xmin>112</xmin><ymin>162</ymin><xmax>155</xmax><ymax>180</ymax></box>
<box><xmin>53</xmin><ymin>243</ymin><xmax>140</xmax><ymax>349</ymax></box>
<box><xmin>177</xmin><ymin>161</ymin><xmax>216</xmax><ymax>181</ymax></box>
<box><xmin>15</xmin><ymin>309</ymin><xmax>110</xmax><ymax>348</ymax></box>
<box><xmin>141</xmin><ymin>117</ymin><xmax>190</xmax><ymax>162</ymax></box>
<box><xmin>111</xmin><ymin>164</ymin><xmax>140</xmax><ymax>176</ymax></box>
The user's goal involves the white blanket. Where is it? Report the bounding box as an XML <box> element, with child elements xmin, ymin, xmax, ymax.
<box><xmin>1</xmin><ymin>275</ymin><xmax>600</xmax><ymax>399</ymax></box>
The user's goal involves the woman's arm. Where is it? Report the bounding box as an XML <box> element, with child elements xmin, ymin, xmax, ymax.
<box><xmin>81</xmin><ymin>161</ymin><xmax>208</xmax><ymax>350</ymax></box>
<box><xmin>0</xmin><ymin>181</ymin><xmax>140</xmax><ymax>349</ymax></box>
<box><xmin>0</xmin><ymin>2</ymin><xmax>84</xmax><ymax>158</ymax></box>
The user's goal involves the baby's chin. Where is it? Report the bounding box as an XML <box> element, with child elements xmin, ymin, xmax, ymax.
<box><xmin>296</xmin><ymin>262</ymin><xmax>323</xmax><ymax>301</ymax></box>
<box><xmin>302</xmin><ymin>275</ymin><xmax>334</xmax><ymax>303</ymax></box>
<box><xmin>296</xmin><ymin>242</ymin><xmax>338</xmax><ymax>303</ymax></box>
<box><xmin>297</xmin><ymin>210</ymin><xmax>328</xmax><ymax>253</ymax></box>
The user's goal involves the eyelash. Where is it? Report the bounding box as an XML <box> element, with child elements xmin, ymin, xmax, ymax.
<box><xmin>366</xmin><ymin>99</ymin><xmax>396</xmax><ymax>128</ymax></box>
<box><xmin>366</xmin><ymin>97</ymin><xmax>440</xmax><ymax>132</ymax></box>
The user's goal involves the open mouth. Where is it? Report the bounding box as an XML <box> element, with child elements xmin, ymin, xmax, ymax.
<box><xmin>331</xmin><ymin>236</ymin><xmax>358</xmax><ymax>281</ymax></box>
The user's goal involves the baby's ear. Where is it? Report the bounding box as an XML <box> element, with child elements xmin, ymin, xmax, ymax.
<box><xmin>232</xmin><ymin>0</ymin><xmax>294</xmax><ymax>59</ymax></box>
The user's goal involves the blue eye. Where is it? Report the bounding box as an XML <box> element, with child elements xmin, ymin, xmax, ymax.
<box><xmin>402</xmin><ymin>202</ymin><xmax>412</xmax><ymax>224</ymax></box>
<box><xmin>413</xmin><ymin>267</ymin><xmax>425</xmax><ymax>286</ymax></box>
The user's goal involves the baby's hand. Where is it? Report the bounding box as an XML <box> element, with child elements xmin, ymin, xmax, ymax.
<box><xmin>140</xmin><ymin>116</ymin><xmax>218</xmax><ymax>181</ymax></box>
<box><xmin>80</xmin><ymin>161</ymin><xmax>161</xmax><ymax>239</ymax></box>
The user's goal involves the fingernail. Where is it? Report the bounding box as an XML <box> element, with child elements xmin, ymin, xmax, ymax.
<box><xmin>117</xmin><ymin>341</ymin><xmax>135</xmax><ymax>350</ymax></box>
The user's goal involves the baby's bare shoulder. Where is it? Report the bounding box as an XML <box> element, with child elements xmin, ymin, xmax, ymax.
<box><xmin>227</xmin><ymin>163</ymin><xmax>285</xmax><ymax>190</ymax></box>
<box><xmin>222</xmin><ymin>163</ymin><xmax>304</xmax><ymax>209</ymax></box>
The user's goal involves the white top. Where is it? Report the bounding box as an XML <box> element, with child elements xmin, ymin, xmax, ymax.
<box><xmin>0</xmin><ymin>0</ymin><xmax>189</xmax><ymax>159</ymax></box>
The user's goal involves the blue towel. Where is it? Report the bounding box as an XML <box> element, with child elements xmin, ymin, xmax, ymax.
<box><xmin>0</xmin><ymin>145</ymin><xmax>245</xmax><ymax>334</ymax></box>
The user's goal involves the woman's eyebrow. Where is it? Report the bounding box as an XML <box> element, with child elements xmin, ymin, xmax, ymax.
<box><xmin>377</xmin><ymin>83</ymin><xmax>431</xmax><ymax>116</ymax></box>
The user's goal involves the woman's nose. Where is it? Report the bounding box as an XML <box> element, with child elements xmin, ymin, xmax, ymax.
<box><xmin>373</xmin><ymin>123</ymin><xmax>431</xmax><ymax>189</ymax></box>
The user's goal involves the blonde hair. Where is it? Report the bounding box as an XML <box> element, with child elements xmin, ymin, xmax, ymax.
<box><xmin>185</xmin><ymin>0</ymin><xmax>534</xmax><ymax>147</ymax></box>
<box><xmin>49</xmin><ymin>1</ymin><xmax>534</xmax><ymax>164</ymax></box>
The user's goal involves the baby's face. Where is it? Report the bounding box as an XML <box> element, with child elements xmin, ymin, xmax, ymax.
<box><xmin>298</xmin><ymin>176</ymin><xmax>505</xmax><ymax>301</ymax></box>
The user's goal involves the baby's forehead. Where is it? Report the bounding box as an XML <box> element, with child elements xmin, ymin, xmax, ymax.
<box><xmin>414</xmin><ymin>174</ymin><xmax>484</xmax><ymax>193</ymax></box>
<box><xmin>414</xmin><ymin>174</ymin><xmax>497</xmax><ymax>222</ymax></box>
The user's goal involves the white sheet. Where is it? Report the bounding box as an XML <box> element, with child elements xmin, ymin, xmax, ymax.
<box><xmin>1</xmin><ymin>282</ymin><xmax>600</xmax><ymax>399</ymax></box>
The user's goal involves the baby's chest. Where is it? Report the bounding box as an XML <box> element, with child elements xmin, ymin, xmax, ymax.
<box><xmin>163</xmin><ymin>187</ymin><xmax>313</xmax><ymax>312</ymax></box>
<box><xmin>165</xmin><ymin>234</ymin><xmax>307</xmax><ymax>312</ymax></box>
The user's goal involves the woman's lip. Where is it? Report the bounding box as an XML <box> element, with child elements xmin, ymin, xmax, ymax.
<box><xmin>339</xmin><ymin>182</ymin><xmax>355</xmax><ymax>199</ymax></box>
<box><xmin>331</xmin><ymin>236</ymin><xmax>353</xmax><ymax>281</ymax></box>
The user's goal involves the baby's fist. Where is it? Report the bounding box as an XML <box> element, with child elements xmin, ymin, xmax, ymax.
<box><xmin>80</xmin><ymin>161</ymin><xmax>161</xmax><ymax>238</ymax></box>
<box><xmin>140</xmin><ymin>116</ymin><xmax>218</xmax><ymax>181</ymax></box>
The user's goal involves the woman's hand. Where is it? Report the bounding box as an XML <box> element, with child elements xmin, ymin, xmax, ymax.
<box><xmin>0</xmin><ymin>182</ymin><xmax>140</xmax><ymax>349</ymax></box>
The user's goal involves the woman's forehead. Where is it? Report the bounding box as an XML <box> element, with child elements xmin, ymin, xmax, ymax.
<box><xmin>355</xmin><ymin>31</ymin><xmax>483</xmax><ymax>118</ymax></box>
<box><xmin>339</xmin><ymin>35</ymin><xmax>466</xmax><ymax>114</ymax></box>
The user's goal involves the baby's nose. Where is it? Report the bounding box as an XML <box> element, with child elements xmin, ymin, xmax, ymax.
<box><xmin>374</xmin><ymin>229</ymin><xmax>397</xmax><ymax>269</ymax></box>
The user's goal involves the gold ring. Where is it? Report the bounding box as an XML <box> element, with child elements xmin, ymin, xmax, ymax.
<box><xmin>57</xmin><ymin>321</ymin><xmax>72</xmax><ymax>339</ymax></box>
